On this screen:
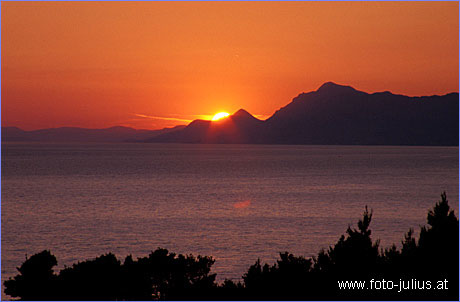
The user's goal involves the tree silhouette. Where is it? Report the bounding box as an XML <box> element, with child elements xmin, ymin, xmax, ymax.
<box><xmin>4</xmin><ymin>193</ymin><xmax>458</xmax><ymax>300</ymax></box>
<box><xmin>4</xmin><ymin>250</ymin><xmax>57</xmax><ymax>300</ymax></box>
<box><xmin>56</xmin><ymin>253</ymin><xmax>123</xmax><ymax>300</ymax></box>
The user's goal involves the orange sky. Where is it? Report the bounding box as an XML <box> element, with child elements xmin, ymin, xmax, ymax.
<box><xmin>2</xmin><ymin>1</ymin><xmax>459</xmax><ymax>130</ymax></box>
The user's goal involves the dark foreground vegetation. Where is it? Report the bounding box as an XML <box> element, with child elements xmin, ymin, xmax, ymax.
<box><xmin>4</xmin><ymin>193</ymin><xmax>458</xmax><ymax>300</ymax></box>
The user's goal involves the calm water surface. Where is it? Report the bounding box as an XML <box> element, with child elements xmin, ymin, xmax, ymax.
<box><xmin>1</xmin><ymin>143</ymin><xmax>458</xmax><ymax>298</ymax></box>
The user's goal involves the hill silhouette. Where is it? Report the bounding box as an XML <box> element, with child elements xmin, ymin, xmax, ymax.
<box><xmin>148</xmin><ymin>82</ymin><xmax>459</xmax><ymax>146</ymax></box>
<box><xmin>1</xmin><ymin>125</ymin><xmax>185</xmax><ymax>143</ymax></box>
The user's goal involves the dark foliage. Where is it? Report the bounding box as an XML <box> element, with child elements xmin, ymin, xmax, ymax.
<box><xmin>4</xmin><ymin>249</ymin><xmax>216</xmax><ymax>300</ymax></box>
<box><xmin>379</xmin><ymin>192</ymin><xmax>459</xmax><ymax>300</ymax></box>
<box><xmin>4</xmin><ymin>193</ymin><xmax>458</xmax><ymax>300</ymax></box>
<box><xmin>239</xmin><ymin>193</ymin><xmax>459</xmax><ymax>300</ymax></box>
<box><xmin>4</xmin><ymin>250</ymin><xmax>57</xmax><ymax>300</ymax></box>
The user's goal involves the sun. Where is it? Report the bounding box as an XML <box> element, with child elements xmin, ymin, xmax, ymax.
<box><xmin>212</xmin><ymin>112</ymin><xmax>230</xmax><ymax>121</ymax></box>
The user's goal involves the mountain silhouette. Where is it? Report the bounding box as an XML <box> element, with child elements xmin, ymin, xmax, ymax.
<box><xmin>3</xmin><ymin>82</ymin><xmax>458</xmax><ymax>145</ymax></box>
<box><xmin>147</xmin><ymin>82</ymin><xmax>459</xmax><ymax>146</ymax></box>
<box><xmin>1</xmin><ymin>125</ymin><xmax>185</xmax><ymax>143</ymax></box>
<box><xmin>146</xmin><ymin>109</ymin><xmax>264</xmax><ymax>144</ymax></box>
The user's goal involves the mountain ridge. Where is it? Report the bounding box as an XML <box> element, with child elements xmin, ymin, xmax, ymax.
<box><xmin>3</xmin><ymin>82</ymin><xmax>458</xmax><ymax>145</ymax></box>
<box><xmin>148</xmin><ymin>82</ymin><xmax>459</xmax><ymax>146</ymax></box>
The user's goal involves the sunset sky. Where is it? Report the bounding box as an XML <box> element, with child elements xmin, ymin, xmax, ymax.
<box><xmin>2</xmin><ymin>1</ymin><xmax>459</xmax><ymax>130</ymax></box>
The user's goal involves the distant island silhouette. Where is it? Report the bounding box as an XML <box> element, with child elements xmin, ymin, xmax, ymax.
<box><xmin>3</xmin><ymin>82</ymin><xmax>458</xmax><ymax>146</ymax></box>
<box><xmin>1</xmin><ymin>125</ymin><xmax>186</xmax><ymax>143</ymax></box>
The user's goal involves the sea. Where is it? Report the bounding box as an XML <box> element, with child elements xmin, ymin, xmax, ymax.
<box><xmin>1</xmin><ymin>143</ymin><xmax>458</xmax><ymax>299</ymax></box>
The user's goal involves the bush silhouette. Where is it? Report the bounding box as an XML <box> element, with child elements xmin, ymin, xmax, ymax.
<box><xmin>4</xmin><ymin>193</ymin><xmax>458</xmax><ymax>300</ymax></box>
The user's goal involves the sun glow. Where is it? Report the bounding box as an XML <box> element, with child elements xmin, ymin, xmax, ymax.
<box><xmin>212</xmin><ymin>112</ymin><xmax>230</xmax><ymax>121</ymax></box>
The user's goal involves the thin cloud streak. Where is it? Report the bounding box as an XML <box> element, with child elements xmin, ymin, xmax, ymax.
<box><xmin>135</xmin><ymin>113</ymin><xmax>272</xmax><ymax>124</ymax></box>
<box><xmin>134</xmin><ymin>114</ymin><xmax>192</xmax><ymax>123</ymax></box>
